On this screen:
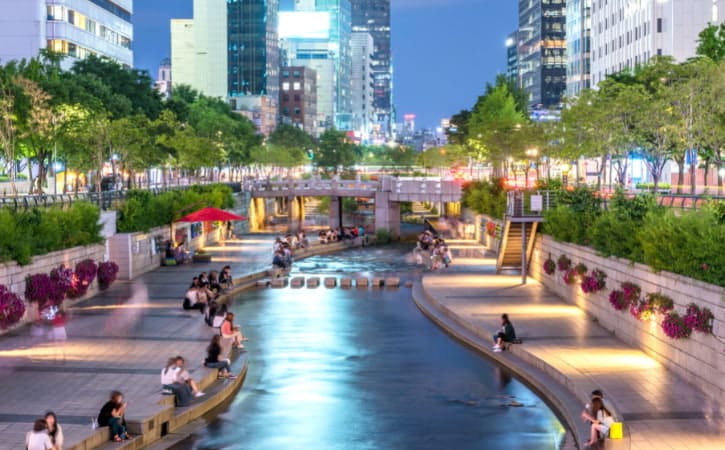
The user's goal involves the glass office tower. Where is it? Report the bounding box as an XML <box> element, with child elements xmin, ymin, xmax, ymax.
<box><xmin>227</xmin><ymin>0</ymin><xmax>280</xmax><ymax>99</ymax></box>
<box><xmin>518</xmin><ymin>0</ymin><xmax>567</xmax><ymax>110</ymax></box>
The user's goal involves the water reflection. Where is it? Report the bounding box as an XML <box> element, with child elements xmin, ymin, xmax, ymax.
<box><xmin>173</xmin><ymin>248</ymin><xmax>566</xmax><ymax>450</ymax></box>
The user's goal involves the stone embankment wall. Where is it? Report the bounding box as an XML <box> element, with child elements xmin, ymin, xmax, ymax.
<box><xmin>530</xmin><ymin>235</ymin><xmax>725</xmax><ymax>404</ymax></box>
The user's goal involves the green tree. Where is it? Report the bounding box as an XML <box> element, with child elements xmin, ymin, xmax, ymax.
<box><xmin>697</xmin><ymin>23</ymin><xmax>725</xmax><ymax>61</ymax></box>
<box><xmin>315</xmin><ymin>129</ymin><xmax>358</xmax><ymax>175</ymax></box>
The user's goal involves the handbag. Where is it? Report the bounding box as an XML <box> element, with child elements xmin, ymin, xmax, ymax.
<box><xmin>212</xmin><ymin>315</ymin><xmax>225</xmax><ymax>328</ymax></box>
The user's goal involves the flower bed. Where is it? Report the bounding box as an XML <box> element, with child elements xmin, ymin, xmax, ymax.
<box><xmin>0</xmin><ymin>285</ymin><xmax>25</xmax><ymax>329</ymax></box>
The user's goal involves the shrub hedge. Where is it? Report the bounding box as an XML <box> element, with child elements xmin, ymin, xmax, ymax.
<box><xmin>462</xmin><ymin>178</ymin><xmax>507</xmax><ymax>219</ymax></box>
<box><xmin>117</xmin><ymin>184</ymin><xmax>235</xmax><ymax>233</ymax></box>
<box><xmin>543</xmin><ymin>189</ymin><xmax>724</xmax><ymax>286</ymax></box>
<box><xmin>0</xmin><ymin>202</ymin><xmax>103</xmax><ymax>265</ymax></box>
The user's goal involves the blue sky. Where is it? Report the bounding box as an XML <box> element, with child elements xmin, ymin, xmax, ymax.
<box><xmin>132</xmin><ymin>0</ymin><xmax>516</xmax><ymax>129</ymax></box>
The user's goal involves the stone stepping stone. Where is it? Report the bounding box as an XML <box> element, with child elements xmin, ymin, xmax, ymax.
<box><xmin>307</xmin><ymin>277</ymin><xmax>320</xmax><ymax>288</ymax></box>
<box><xmin>340</xmin><ymin>278</ymin><xmax>353</xmax><ymax>289</ymax></box>
<box><xmin>356</xmin><ymin>277</ymin><xmax>369</xmax><ymax>288</ymax></box>
<box><xmin>290</xmin><ymin>277</ymin><xmax>305</xmax><ymax>288</ymax></box>
<box><xmin>324</xmin><ymin>277</ymin><xmax>337</xmax><ymax>288</ymax></box>
<box><xmin>270</xmin><ymin>278</ymin><xmax>288</xmax><ymax>288</ymax></box>
<box><xmin>385</xmin><ymin>277</ymin><xmax>400</xmax><ymax>288</ymax></box>
<box><xmin>371</xmin><ymin>277</ymin><xmax>384</xmax><ymax>287</ymax></box>
<box><xmin>404</xmin><ymin>281</ymin><xmax>414</xmax><ymax>288</ymax></box>
<box><xmin>256</xmin><ymin>279</ymin><xmax>271</xmax><ymax>288</ymax></box>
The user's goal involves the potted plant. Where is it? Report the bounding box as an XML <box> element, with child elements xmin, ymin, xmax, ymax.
<box><xmin>0</xmin><ymin>285</ymin><xmax>25</xmax><ymax>329</ymax></box>
<box><xmin>97</xmin><ymin>261</ymin><xmax>120</xmax><ymax>290</ymax></box>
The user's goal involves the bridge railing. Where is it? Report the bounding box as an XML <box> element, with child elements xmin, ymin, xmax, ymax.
<box><xmin>246</xmin><ymin>179</ymin><xmax>381</xmax><ymax>193</ymax></box>
<box><xmin>506</xmin><ymin>191</ymin><xmax>555</xmax><ymax>218</ymax></box>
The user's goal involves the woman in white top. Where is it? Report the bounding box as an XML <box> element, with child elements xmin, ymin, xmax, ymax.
<box><xmin>26</xmin><ymin>419</ymin><xmax>53</xmax><ymax>450</ymax></box>
<box><xmin>580</xmin><ymin>397</ymin><xmax>614</xmax><ymax>447</ymax></box>
<box><xmin>44</xmin><ymin>412</ymin><xmax>63</xmax><ymax>450</ymax></box>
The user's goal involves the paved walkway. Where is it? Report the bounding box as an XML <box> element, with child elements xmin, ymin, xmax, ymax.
<box><xmin>0</xmin><ymin>236</ymin><xmax>276</xmax><ymax>450</ymax></box>
<box><xmin>418</xmin><ymin>241</ymin><xmax>724</xmax><ymax>450</ymax></box>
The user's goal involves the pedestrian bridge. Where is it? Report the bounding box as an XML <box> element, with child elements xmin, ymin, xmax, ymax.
<box><xmin>243</xmin><ymin>176</ymin><xmax>463</xmax><ymax>237</ymax></box>
<box><xmin>244</xmin><ymin>176</ymin><xmax>462</xmax><ymax>203</ymax></box>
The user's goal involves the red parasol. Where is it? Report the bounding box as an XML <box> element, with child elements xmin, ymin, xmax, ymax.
<box><xmin>175</xmin><ymin>207</ymin><xmax>247</xmax><ymax>223</ymax></box>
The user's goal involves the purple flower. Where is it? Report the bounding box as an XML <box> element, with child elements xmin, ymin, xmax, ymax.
<box><xmin>0</xmin><ymin>285</ymin><xmax>25</xmax><ymax>329</ymax></box>
<box><xmin>543</xmin><ymin>258</ymin><xmax>556</xmax><ymax>275</ymax></box>
<box><xmin>661</xmin><ymin>312</ymin><xmax>693</xmax><ymax>339</ymax></box>
<box><xmin>97</xmin><ymin>261</ymin><xmax>120</xmax><ymax>289</ymax></box>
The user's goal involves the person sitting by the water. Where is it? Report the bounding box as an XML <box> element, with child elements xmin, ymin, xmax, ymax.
<box><xmin>196</xmin><ymin>282</ymin><xmax>216</xmax><ymax>306</ymax></box>
<box><xmin>198</xmin><ymin>272</ymin><xmax>209</xmax><ymax>287</ymax></box>
<box><xmin>206</xmin><ymin>301</ymin><xmax>227</xmax><ymax>327</ymax></box>
<box><xmin>581</xmin><ymin>397</ymin><xmax>614</xmax><ymax>447</ymax></box>
<box><xmin>182</xmin><ymin>286</ymin><xmax>205</xmax><ymax>314</ymax></box>
<box><xmin>97</xmin><ymin>391</ymin><xmax>130</xmax><ymax>442</ymax></box>
<box><xmin>174</xmin><ymin>243</ymin><xmax>189</xmax><ymax>264</ymax></box>
<box><xmin>272</xmin><ymin>251</ymin><xmax>287</xmax><ymax>270</ymax></box>
<box><xmin>25</xmin><ymin>419</ymin><xmax>52</xmax><ymax>450</ymax></box>
<box><xmin>492</xmin><ymin>313</ymin><xmax>516</xmax><ymax>352</ymax></box>
<box><xmin>219</xmin><ymin>266</ymin><xmax>233</xmax><ymax>289</ymax></box>
<box><xmin>282</xmin><ymin>245</ymin><xmax>293</xmax><ymax>268</ymax></box>
<box><xmin>204</xmin><ymin>335</ymin><xmax>235</xmax><ymax>379</ymax></box>
<box><xmin>221</xmin><ymin>312</ymin><xmax>247</xmax><ymax>349</ymax></box>
<box><xmin>208</xmin><ymin>271</ymin><xmax>221</xmax><ymax>293</ymax></box>
<box><xmin>44</xmin><ymin>411</ymin><xmax>63</xmax><ymax>450</ymax></box>
<box><xmin>189</xmin><ymin>277</ymin><xmax>199</xmax><ymax>288</ymax></box>
<box><xmin>161</xmin><ymin>357</ymin><xmax>193</xmax><ymax>406</ymax></box>
<box><xmin>173</xmin><ymin>356</ymin><xmax>205</xmax><ymax>397</ymax></box>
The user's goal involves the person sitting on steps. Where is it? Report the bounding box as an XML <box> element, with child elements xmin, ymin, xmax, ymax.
<box><xmin>97</xmin><ymin>391</ymin><xmax>131</xmax><ymax>442</ymax></box>
<box><xmin>492</xmin><ymin>313</ymin><xmax>516</xmax><ymax>352</ymax></box>
<box><xmin>581</xmin><ymin>397</ymin><xmax>614</xmax><ymax>447</ymax></box>
<box><xmin>221</xmin><ymin>312</ymin><xmax>247</xmax><ymax>349</ymax></box>
<box><xmin>204</xmin><ymin>335</ymin><xmax>236</xmax><ymax>379</ymax></box>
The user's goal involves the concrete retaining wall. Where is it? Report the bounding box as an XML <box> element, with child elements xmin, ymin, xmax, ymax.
<box><xmin>530</xmin><ymin>235</ymin><xmax>725</xmax><ymax>404</ymax></box>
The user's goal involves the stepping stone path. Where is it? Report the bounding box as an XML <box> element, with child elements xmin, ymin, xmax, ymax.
<box><xmin>307</xmin><ymin>277</ymin><xmax>320</xmax><ymax>288</ymax></box>
<box><xmin>290</xmin><ymin>277</ymin><xmax>305</xmax><ymax>288</ymax></box>
<box><xmin>356</xmin><ymin>277</ymin><xmax>369</xmax><ymax>288</ymax></box>
<box><xmin>324</xmin><ymin>277</ymin><xmax>337</xmax><ymax>288</ymax></box>
<box><xmin>340</xmin><ymin>278</ymin><xmax>353</xmax><ymax>288</ymax></box>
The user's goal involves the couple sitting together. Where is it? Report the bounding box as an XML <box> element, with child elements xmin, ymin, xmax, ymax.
<box><xmin>161</xmin><ymin>356</ymin><xmax>205</xmax><ymax>407</ymax></box>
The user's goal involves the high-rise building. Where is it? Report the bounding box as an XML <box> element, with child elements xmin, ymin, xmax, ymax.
<box><xmin>155</xmin><ymin>58</ymin><xmax>172</xmax><ymax>99</ymax></box>
<box><xmin>0</xmin><ymin>0</ymin><xmax>133</xmax><ymax>69</ymax></box>
<box><xmin>590</xmin><ymin>0</ymin><xmax>725</xmax><ymax>86</ymax></box>
<box><xmin>350</xmin><ymin>32</ymin><xmax>375</xmax><ymax>138</ymax></box>
<box><xmin>566</xmin><ymin>0</ymin><xmax>591</xmax><ymax>97</ymax></box>
<box><xmin>351</xmin><ymin>0</ymin><xmax>392</xmax><ymax>135</ymax></box>
<box><xmin>517</xmin><ymin>0</ymin><xmax>567</xmax><ymax>110</ymax></box>
<box><xmin>506</xmin><ymin>31</ymin><xmax>519</xmax><ymax>81</ymax></box>
<box><xmin>171</xmin><ymin>0</ymin><xmax>227</xmax><ymax>99</ymax></box>
<box><xmin>227</xmin><ymin>0</ymin><xmax>280</xmax><ymax>99</ymax></box>
<box><xmin>294</xmin><ymin>0</ymin><xmax>353</xmax><ymax>130</ymax></box>
<box><xmin>280</xmin><ymin>66</ymin><xmax>318</xmax><ymax>135</ymax></box>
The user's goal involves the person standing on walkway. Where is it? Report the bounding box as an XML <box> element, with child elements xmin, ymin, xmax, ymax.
<box><xmin>492</xmin><ymin>313</ymin><xmax>516</xmax><ymax>352</ymax></box>
<box><xmin>97</xmin><ymin>391</ymin><xmax>130</xmax><ymax>442</ymax></box>
<box><xmin>581</xmin><ymin>397</ymin><xmax>614</xmax><ymax>447</ymax></box>
<box><xmin>44</xmin><ymin>412</ymin><xmax>63</xmax><ymax>450</ymax></box>
<box><xmin>25</xmin><ymin>419</ymin><xmax>52</xmax><ymax>450</ymax></box>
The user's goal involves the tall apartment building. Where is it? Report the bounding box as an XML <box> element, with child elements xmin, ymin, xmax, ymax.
<box><xmin>506</xmin><ymin>31</ymin><xmax>519</xmax><ymax>81</ymax></box>
<box><xmin>351</xmin><ymin>0</ymin><xmax>392</xmax><ymax>135</ymax></box>
<box><xmin>280</xmin><ymin>66</ymin><xmax>318</xmax><ymax>135</ymax></box>
<box><xmin>518</xmin><ymin>0</ymin><xmax>567</xmax><ymax>110</ymax></box>
<box><xmin>350</xmin><ymin>32</ymin><xmax>375</xmax><ymax>138</ymax></box>
<box><xmin>566</xmin><ymin>0</ymin><xmax>591</xmax><ymax>97</ymax></box>
<box><xmin>590</xmin><ymin>0</ymin><xmax>725</xmax><ymax>86</ymax></box>
<box><xmin>0</xmin><ymin>0</ymin><xmax>133</xmax><ymax>69</ymax></box>
<box><xmin>171</xmin><ymin>0</ymin><xmax>227</xmax><ymax>99</ymax></box>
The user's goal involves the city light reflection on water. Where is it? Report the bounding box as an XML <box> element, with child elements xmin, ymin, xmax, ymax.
<box><xmin>173</xmin><ymin>247</ymin><xmax>567</xmax><ymax>450</ymax></box>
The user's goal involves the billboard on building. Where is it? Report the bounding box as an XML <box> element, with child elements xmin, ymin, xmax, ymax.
<box><xmin>279</xmin><ymin>12</ymin><xmax>331</xmax><ymax>40</ymax></box>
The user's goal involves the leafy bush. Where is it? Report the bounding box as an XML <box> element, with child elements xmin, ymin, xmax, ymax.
<box><xmin>636</xmin><ymin>182</ymin><xmax>671</xmax><ymax>190</ymax></box>
<box><xmin>545</xmin><ymin>205</ymin><xmax>591</xmax><ymax>244</ymax></box>
<box><xmin>637</xmin><ymin>209</ymin><xmax>725</xmax><ymax>286</ymax></box>
<box><xmin>462</xmin><ymin>178</ymin><xmax>507</xmax><ymax>219</ymax></box>
<box><xmin>117</xmin><ymin>184</ymin><xmax>234</xmax><ymax>233</ymax></box>
<box><xmin>0</xmin><ymin>203</ymin><xmax>102</xmax><ymax>265</ymax></box>
<box><xmin>375</xmin><ymin>228</ymin><xmax>393</xmax><ymax>244</ymax></box>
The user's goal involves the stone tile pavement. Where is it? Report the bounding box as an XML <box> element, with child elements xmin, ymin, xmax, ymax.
<box><xmin>421</xmin><ymin>241</ymin><xmax>724</xmax><ymax>450</ymax></box>
<box><xmin>0</xmin><ymin>235</ymin><xmax>277</xmax><ymax>450</ymax></box>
